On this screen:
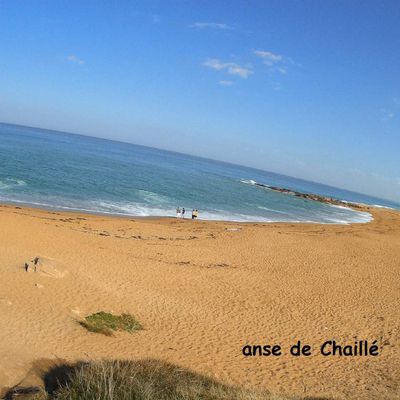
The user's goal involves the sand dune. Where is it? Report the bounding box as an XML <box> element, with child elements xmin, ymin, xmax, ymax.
<box><xmin>0</xmin><ymin>204</ymin><xmax>399</xmax><ymax>399</ymax></box>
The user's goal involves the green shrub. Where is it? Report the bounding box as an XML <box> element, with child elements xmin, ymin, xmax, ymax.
<box><xmin>79</xmin><ymin>312</ymin><xmax>142</xmax><ymax>336</ymax></box>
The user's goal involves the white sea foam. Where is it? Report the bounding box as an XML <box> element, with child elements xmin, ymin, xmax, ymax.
<box><xmin>90</xmin><ymin>202</ymin><xmax>373</xmax><ymax>224</ymax></box>
<box><xmin>93</xmin><ymin>201</ymin><xmax>275</xmax><ymax>222</ymax></box>
<box><xmin>257</xmin><ymin>205</ymin><xmax>291</xmax><ymax>215</ymax></box>
<box><xmin>0</xmin><ymin>178</ymin><xmax>27</xmax><ymax>190</ymax></box>
<box><xmin>372</xmin><ymin>204</ymin><xmax>393</xmax><ymax>210</ymax></box>
<box><xmin>95</xmin><ymin>201</ymin><xmax>176</xmax><ymax>217</ymax></box>
<box><xmin>136</xmin><ymin>189</ymin><xmax>171</xmax><ymax>205</ymax></box>
<box><xmin>330</xmin><ymin>204</ymin><xmax>352</xmax><ymax>210</ymax></box>
<box><xmin>329</xmin><ymin>210</ymin><xmax>372</xmax><ymax>224</ymax></box>
<box><xmin>0</xmin><ymin>196</ymin><xmax>373</xmax><ymax>224</ymax></box>
<box><xmin>328</xmin><ymin>204</ymin><xmax>373</xmax><ymax>223</ymax></box>
<box><xmin>240</xmin><ymin>179</ymin><xmax>258</xmax><ymax>185</ymax></box>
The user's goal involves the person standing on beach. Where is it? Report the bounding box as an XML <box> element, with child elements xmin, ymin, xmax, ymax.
<box><xmin>192</xmin><ymin>209</ymin><xmax>198</xmax><ymax>220</ymax></box>
<box><xmin>176</xmin><ymin>207</ymin><xmax>181</xmax><ymax>218</ymax></box>
<box><xmin>182</xmin><ymin>208</ymin><xmax>185</xmax><ymax>218</ymax></box>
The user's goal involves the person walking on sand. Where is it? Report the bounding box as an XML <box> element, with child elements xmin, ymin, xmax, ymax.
<box><xmin>182</xmin><ymin>208</ymin><xmax>185</xmax><ymax>218</ymax></box>
<box><xmin>176</xmin><ymin>207</ymin><xmax>181</xmax><ymax>218</ymax></box>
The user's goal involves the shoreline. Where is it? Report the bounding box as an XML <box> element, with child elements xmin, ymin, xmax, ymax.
<box><xmin>0</xmin><ymin>203</ymin><xmax>399</xmax><ymax>399</ymax></box>
<box><xmin>0</xmin><ymin>198</ymin><xmax>374</xmax><ymax>225</ymax></box>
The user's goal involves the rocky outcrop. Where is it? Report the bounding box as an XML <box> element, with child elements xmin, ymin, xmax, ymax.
<box><xmin>254</xmin><ymin>183</ymin><xmax>364</xmax><ymax>209</ymax></box>
<box><xmin>24</xmin><ymin>257</ymin><xmax>66</xmax><ymax>278</ymax></box>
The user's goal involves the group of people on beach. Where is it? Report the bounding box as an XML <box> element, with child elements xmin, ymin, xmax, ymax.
<box><xmin>176</xmin><ymin>207</ymin><xmax>199</xmax><ymax>220</ymax></box>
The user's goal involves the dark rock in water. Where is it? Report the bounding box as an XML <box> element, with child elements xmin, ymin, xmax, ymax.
<box><xmin>253</xmin><ymin>182</ymin><xmax>363</xmax><ymax>209</ymax></box>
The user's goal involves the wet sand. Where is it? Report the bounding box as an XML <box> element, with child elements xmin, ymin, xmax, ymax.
<box><xmin>0</xmin><ymin>204</ymin><xmax>399</xmax><ymax>399</ymax></box>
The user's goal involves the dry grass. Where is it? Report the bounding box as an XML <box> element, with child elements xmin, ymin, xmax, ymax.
<box><xmin>30</xmin><ymin>359</ymin><xmax>289</xmax><ymax>400</ymax></box>
<box><xmin>3</xmin><ymin>359</ymin><xmax>330</xmax><ymax>399</ymax></box>
<box><xmin>79</xmin><ymin>312</ymin><xmax>142</xmax><ymax>336</ymax></box>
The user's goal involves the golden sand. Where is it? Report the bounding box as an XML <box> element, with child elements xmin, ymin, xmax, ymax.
<box><xmin>0</xmin><ymin>204</ymin><xmax>399</xmax><ymax>399</ymax></box>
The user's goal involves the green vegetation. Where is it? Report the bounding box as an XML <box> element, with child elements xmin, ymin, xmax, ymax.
<box><xmin>6</xmin><ymin>359</ymin><xmax>330</xmax><ymax>399</ymax></box>
<box><xmin>79</xmin><ymin>312</ymin><xmax>142</xmax><ymax>336</ymax></box>
<box><xmin>27</xmin><ymin>359</ymin><xmax>286</xmax><ymax>400</ymax></box>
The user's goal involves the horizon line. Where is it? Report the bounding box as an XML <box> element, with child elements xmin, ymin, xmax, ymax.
<box><xmin>1</xmin><ymin>120</ymin><xmax>398</xmax><ymax>206</ymax></box>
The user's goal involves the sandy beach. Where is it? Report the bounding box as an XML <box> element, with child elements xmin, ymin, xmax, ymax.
<box><xmin>0</xmin><ymin>203</ymin><xmax>399</xmax><ymax>399</ymax></box>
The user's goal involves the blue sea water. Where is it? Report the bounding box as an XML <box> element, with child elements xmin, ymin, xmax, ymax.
<box><xmin>0</xmin><ymin>123</ymin><xmax>398</xmax><ymax>223</ymax></box>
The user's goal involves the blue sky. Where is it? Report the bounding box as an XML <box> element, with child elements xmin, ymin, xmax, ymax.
<box><xmin>0</xmin><ymin>1</ymin><xmax>399</xmax><ymax>202</ymax></box>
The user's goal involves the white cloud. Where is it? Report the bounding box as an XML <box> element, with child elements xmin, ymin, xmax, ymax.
<box><xmin>66</xmin><ymin>55</ymin><xmax>85</xmax><ymax>65</ymax></box>
<box><xmin>203</xmin><ymin>59</ymin><xmax>225</xmax><ymax>71</ymax></box>
<box><xmin>203</xmin><ymin>58</ymin><xmax>253</xmax><ymax>78</ymax></box>
<box><xmin>218</xmin><ymin>80</ymin><xmax>234</xmax><ymax>86</ymax></box>
<box><xmin>254</xmin><ymin>50</ymin><xmax>283</xmax><ymax>65</ymax></box>
<box><xmin>254</xmin><ymin>49</ymin><xmax>291</xmax><ymax>74</ymax></box>
<box><xmin>190</xmin><ymin>22</ymin><xmax>232</xmax><ymax>30</ymax></box>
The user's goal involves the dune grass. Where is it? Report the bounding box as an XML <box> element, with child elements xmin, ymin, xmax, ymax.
<box><xmin>4</xmin><ymin>359</ymin><xmax>330</xmax><ymax>399</ymax></box>
<box><xmin>79</xmin><ymin>312</ymin><xmax>142</xmax><ymax>336</ymax></box>
<box><xmin>34</xmin><ymin>359</ymin><xmax>284</xmax><ymax>400</ymax></box>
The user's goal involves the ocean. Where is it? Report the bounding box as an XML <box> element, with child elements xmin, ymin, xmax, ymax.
<box><xmin>0</xmin><ymin>123</ymin><xmax>398</xmax><ymax>223</ymax></box>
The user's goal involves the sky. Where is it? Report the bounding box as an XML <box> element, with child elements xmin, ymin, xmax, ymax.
<box><xmin>0</xmin><ymin>0</ymin><xmax>399</xmax><ymax>202</ymax></box>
